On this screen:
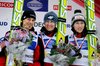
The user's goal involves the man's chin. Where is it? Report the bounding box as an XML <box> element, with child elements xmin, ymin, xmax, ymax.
<box><xmin>77</xmin><ymin>31</ymin><xmax>83</xmax><ymax>33</ymax></box>
<box><xmin>47</xmin><ymin>29</ymin><xmax>54</xmax><ymax>31</ymax></box>
<box><xmin>28</xmin><ymin>26</ymin><xmax>32</xmax><ymax>29</ymax></box>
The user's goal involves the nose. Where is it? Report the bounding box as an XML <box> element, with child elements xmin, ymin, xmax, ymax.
<box><xmin>48</xmin><ymin>22</ymin><xmax>51</xmax><ymax>25</ymax></box>
<box><xmin>78</xmin><ymin>23</ymin><xmax>82</xmax><ymax>27</ymax></box>
<box><xmin>30</xmin><ymin>20</ymin><xmax>33</xmax><ymax>23</ymax></box>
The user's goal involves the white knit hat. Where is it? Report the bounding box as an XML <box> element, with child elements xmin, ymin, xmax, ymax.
<box><xmin>71</xmin><ymin>9</ymin><xmax>86</xmax><ymax>25</ymax></box>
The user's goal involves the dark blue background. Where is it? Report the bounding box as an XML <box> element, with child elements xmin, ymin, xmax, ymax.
<box><xmin>23</xmin><ymin>0</ymin><xmax>48</xmax><ymax>12</ymax></box>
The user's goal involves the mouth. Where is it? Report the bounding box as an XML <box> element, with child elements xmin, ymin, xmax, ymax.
<box><xmin>25</xmin><ymin>25</ymin><xmax>32</xmax><ymax>29</ymax></box>
<box><xmin>78</xmin><ymin>28</ymin><xmax>83</xmax><ymax>31</ymax></box>
<box><xmin>47</xmin><ymin>25</ymin><xmax>54</xmax><ymax>28</ymax></box>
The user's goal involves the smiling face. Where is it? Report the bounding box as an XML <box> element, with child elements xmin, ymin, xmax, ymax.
<box><xmin>73</xmin><ymin>21</ymin><xmax>85</xmax><ymax>33</ymax></box>
<box><xmin>22</xmin><ymin>17</ymin><xmax>35</xmax><ymax>30</ymax></box>
<box><xmin>44</xmin><ymin>20</ymin><xmax>56</xmax><ymax>31</ymax></box>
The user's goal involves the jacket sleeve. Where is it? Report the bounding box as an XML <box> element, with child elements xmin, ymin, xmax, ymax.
<box><xmin>0</xmin><ymin>31</ymin><xmax>10</xmax><ymax>49</ymax></box>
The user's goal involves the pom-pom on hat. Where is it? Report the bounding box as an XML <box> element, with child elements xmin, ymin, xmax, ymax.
<box><xmin>44</xmin><ymin>11</ymin><xmax>58</xmax><ymax>24</ymax></box>
<box><xmin>21</xmin><ymin>10</ymin><xmax>36</xmax><ymax>20</ymax></box>
<box><xmin>71</xmin><ymin>9</ymin><xmax>86</xmax><ymax>26</ymax></box>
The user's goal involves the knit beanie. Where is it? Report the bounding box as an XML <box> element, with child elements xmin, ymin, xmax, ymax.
<box><xmin>44</xmin><ymin>11</ymin><xmax>58</xmax><ymax>24</ymax></box>
<box><xmin>21</xmin><ymin>10</ymin><xmax>36</xmax><ymax>20</ymax></box>
<box><xmin>71</xmin><ymin>9</ymin><xmax>86</xmax><ymax>26</ymax></box>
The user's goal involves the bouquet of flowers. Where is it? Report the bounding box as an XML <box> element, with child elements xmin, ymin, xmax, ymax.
<box><xmin>6</xmin><ymin>28</ymin><xmax>34</xmax><ymax>66</ymax></box>
<box><xmin>48</xmin><ymin>43</ymin><xmax>82</xmax><ymax>66</ymax></box>
<box><xmin>6</xmin><ymin>41</ymin><xmax>28</xmax><ymax>60</ymax></box>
